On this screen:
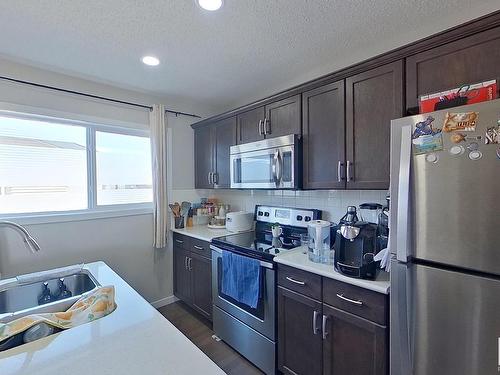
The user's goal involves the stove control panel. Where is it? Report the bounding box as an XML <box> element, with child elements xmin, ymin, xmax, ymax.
<box><xmin>255</xmin><ymin>205</ymin><xmax>321</xmax><ymax>228</ymax></box>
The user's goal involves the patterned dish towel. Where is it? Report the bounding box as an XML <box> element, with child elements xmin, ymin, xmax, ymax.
<box><xmin>0</xmin><ymin>286</ymin><xmax>116</xmax><ymax>342</ymax></box>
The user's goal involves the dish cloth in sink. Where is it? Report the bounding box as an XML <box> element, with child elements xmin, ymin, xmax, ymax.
<box><xmin>0</xmin><ymin>285</ymin><xmax>116</xmax><ymax>343</ymax></box>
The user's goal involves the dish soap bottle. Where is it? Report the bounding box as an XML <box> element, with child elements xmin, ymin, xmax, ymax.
<box><xmin>38</xmin><ymin>282</ymin><xmax>53</xmax><ymax>305</ymax></box>
<box><xmin>56</xmin><ymin>278</ymin><xmax>72</xmax><ymax>300</ymax></box>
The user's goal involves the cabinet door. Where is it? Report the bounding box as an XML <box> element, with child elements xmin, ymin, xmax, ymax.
<box><xmin>322</xmin><ymin>304</ymin><xmax>388</xmax><ymax>375</ymax></box>
<box><xmin>174</xmin><ymin>247</ymin><xmax>192</xmax><ymax>304</ymax></box>
<box><xmin>194</xmin><ymin>125</ymin><xmax>214</xmax><ymax>189</ymax></box>
<box><xmin>213</xmin><ymin>116</ymin><xmax>237</xmax><ymax>188</ymax></box>
<box><xmin>406</xmin><ymin>27</ymin><xmax>500</xmax><ymax>113</ymax></box>
<box><xmin>346</xmin><ymin>61</ymin><xmax>403</xmax><ymax>190</ymax></box>
<box><xmin>190</xmin><ymin>253</ymin><xmax>212</xmax><ymax>320</ymax></box>
<box><xmin>278</xmin><ymin>287</ymin><xmax>323</xmax><ymax>375</ymax></box>
<box><xmin>265</xmin><ymin>95</ymin><xmax>301</xmax><ymax>138</ymax></box>
<box><xmin>237</xmin><ymin>106</ymin><xmax>265</xmax><ymax>144</ymax></box>
<box><xmin>302</xmin><ymin>81</ymin><xmax>345</xmax><ymax>189</ymax></box>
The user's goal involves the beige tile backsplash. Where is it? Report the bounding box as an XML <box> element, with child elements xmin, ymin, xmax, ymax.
<box><xmin>172</xmin><ymin>189</ymin><xmax>387</xmax><ymax>224</ymax></box>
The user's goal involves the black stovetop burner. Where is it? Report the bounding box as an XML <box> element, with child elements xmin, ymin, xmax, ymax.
<box><xmin>211</xmin><ymin>222</ymin><xmax>309</xmax><ymax>261</ymax></box>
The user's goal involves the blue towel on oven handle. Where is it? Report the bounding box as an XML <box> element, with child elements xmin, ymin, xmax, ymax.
<box><xmin>221</xmin><ymin>250</ymin><xmax>262</xmax><ymax>309</ymax></box>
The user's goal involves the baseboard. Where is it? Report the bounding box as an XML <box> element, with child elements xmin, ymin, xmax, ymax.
<box><xmin>151</xmin><ymin>295</ymin><xmax>179</xmax><ymax>308</ymax></box>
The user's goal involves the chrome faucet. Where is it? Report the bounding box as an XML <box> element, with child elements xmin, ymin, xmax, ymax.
<box><xmin>0</xmin><ymin>221</ymin><xmax>41</xmax><ymax>253</ymax></box>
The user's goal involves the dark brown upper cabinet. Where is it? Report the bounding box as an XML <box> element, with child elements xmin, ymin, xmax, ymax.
<box><xmin>345</xmin><ymin>61</ymin><xmax>403</xmax><ymax>190</ymax></box>
<box><xmin>236</xmin><ymin>95</ymin><xmax>301</xmax><ymax>144</ymax></box>
<box><xmin>264</xmin><ymin>95</ymin><xmax>301</xmax><ymax>138</ymax></box>
<box><xmin>237</xmin><ymin>106</ymin><xmax>266</xmax><ymax>144</ymax></box>
<box><xmin>302</xmin><ymin>81</ymin><xmax>345</xmax><ymax>190</ymax></box>
<box><xmin>406</xmin><ymin>27</ymin><xmax>500</xmax><ymax>114</ymax></box>
<box><xmin>213</xmin><ymin>116</ymin><xmax>236</xmax><ymax>188</ymax></box>
<box><xmin>194</xmin><ymin>116</ymin><xmax>236</xmax><ymax>189</ymax></box>
<box><xmin>194</xmin><ymin>124</ymin><xmax>214</xmax><ymax>189</ymax></box>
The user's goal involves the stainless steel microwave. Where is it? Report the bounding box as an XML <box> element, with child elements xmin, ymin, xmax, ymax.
<box><xmin>230</xmin><ymin>134</ymin><xmax>301</xmax><ymax>189</ymax></box>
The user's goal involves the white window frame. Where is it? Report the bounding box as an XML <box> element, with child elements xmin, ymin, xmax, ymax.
<box><xmin>0</xmin><ymin>109</ymin><xmax>153</xmax><ymax>224</ymax></box>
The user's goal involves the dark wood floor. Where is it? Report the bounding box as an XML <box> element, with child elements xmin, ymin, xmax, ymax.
<box><xmin>159</xmin><ymin>301</ymin><xmax>263</xmax><ymax>375</ymax></box>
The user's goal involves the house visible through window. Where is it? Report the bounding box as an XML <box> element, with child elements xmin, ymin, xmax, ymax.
<box><xmin>0</xmin><ymin>113</ymin><xmax>152</xmax><ymax>215</ymax></box>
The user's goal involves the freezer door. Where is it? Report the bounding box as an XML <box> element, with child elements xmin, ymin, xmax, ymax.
<box><xmin>391</xmin><ymin>260</ymin><xmax>500</xmax><ymax>375</ymax></box>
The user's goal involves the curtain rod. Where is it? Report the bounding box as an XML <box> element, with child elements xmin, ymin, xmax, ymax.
<box><xmin>0</xmin><ymin>75</ymin><xmax>202</xmax><ymax>119</ymax></box>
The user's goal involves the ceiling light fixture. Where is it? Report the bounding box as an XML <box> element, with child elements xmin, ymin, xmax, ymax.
<box><xmin>197</xmin><ymin>0</ymin><xmax>223</xmax><ymax>11</ymax></box>
<box><xmin>142</xmin><ymin>56</ymin><xmax>160</xmax><ymax>66</ymax></box>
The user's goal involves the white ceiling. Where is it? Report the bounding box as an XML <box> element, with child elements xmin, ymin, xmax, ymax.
<box><xmin>0</xmin><ymin>0</ymin><xmax>499</xmax><ymax>112</ymax></box>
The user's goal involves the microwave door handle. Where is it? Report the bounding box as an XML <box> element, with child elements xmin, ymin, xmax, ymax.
<box><xmin>272</xmin><ymin>150</ymin><xmax>278</xmax><ymax>186</ymax></box>
<box><xmin>276</xmin><ymin>150</ymin><xmax>283</xmax><ymax>184</ymax></box>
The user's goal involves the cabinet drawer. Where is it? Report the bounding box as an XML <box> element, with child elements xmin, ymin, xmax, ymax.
<box><xmin>173</xmin><ymin>233</ymin><xmax>190</xmax><ymax>250</ymax></box>
<box><xmin>189</xmin><ymin>237</ymin><xmax>211</xmax><ymax>258</ymax></box>
<box><xmin>277</xmin><ymin>264</ymin><xmax>322</xmax><ymax>301</ymax></box>
<box><xmin>323</xmin><ymin>278</ymin><xmax>388</xmax><ymax>325</ymax></box>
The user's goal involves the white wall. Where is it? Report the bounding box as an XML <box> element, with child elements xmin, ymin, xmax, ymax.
<box><xmin>0</xmin><ymin>57</ymin><xmax>214</xmax><ymax>305</ymax></box>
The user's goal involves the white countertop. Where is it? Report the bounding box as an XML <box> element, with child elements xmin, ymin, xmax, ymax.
<box><xmin>275</xmin><ymin>247</ymin><xmax>390</xmax><ymax>294</ymax></box>
<box><xmin>171</xmin><ymin>225</ymin><xmax>243</xmax><ymax>242</ymax></box>
<box><xmin>0</xmin><ymin>262</ymin><xmax>224</xmax><ymax>375</ymax></box>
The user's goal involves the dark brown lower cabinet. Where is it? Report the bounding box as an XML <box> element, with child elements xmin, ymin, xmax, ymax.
<box><xmin>322</xmin><ymin>304</ymin><xmax>388</xmax><ymax>375</ymax></box>
<box><xmin>277</xmin><ymin>264</ymin><xmax>389</xmax><ymax>375</ymax></box>
<box><xmin>190</xmin><ymin>252</ymin><xmax>213</xmax><ymax>319</ymax></box>
<box><xmin>174</xmin><ymin>247</ymin><xmax>192</xmax><ymax>303</ymax></box>
<box><xmin>278</xmin><ymin>287</ymin><xmax>323</xmax><ymax>375</ymax></box>
<box><xmin>173</xmin><ymin>234</ymin><xmax>212</xmax><ymax>321</ymax></box>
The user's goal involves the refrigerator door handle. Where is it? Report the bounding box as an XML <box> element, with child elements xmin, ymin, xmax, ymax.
<box><xmin>396</xmin><ymin>124</ymin><xmax>413</xmax><ymax>262</ymax></box>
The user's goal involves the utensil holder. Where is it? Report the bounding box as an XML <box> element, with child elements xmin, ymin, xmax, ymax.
<box><xmin>174</xmin><ymin>216</ymin><xmax>185</xmax><ymax>229</ymax></box>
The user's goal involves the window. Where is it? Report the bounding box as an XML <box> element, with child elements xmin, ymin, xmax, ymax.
<box><xmin>0</xmin><ymin>113</ymin><xmax>152</xmax><ymax>216</ymax></box>
<box><xmin>95</xmin><ymin>132</ymin><xmax>153</xmax><ymax>205</ymax></box>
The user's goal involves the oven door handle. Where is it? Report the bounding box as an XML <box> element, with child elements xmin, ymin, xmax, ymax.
<box><xmin>210</xmin><ymin>245</ymin><xmax>274</xmax><ymax>269</ymax></box>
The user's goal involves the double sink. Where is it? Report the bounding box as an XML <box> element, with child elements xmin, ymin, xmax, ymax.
<box><xmin>0</xmin><ymin>269</ymin><xmax>100</xmax><ymax>351</ymax></box>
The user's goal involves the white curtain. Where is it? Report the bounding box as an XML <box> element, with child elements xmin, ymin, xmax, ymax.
<box><xmin>150</xmin><ymin>104</ymin><xmax>168</xmax><ymax>249</ymax></box>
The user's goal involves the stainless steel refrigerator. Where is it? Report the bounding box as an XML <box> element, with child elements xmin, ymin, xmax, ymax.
<box><xmin>389</xmin><ymin>99</ymin><xmax>500</xmax><ymax>375</ymax></box>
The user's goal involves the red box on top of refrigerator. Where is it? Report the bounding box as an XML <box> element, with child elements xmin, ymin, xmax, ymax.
<box><xmin>419</xmin><ymin>80</ymin><xmax>497</xmax><ymax>114</ymax></box>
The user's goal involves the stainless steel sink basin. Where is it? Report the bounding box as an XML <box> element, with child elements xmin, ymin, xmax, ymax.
<box><xmin>0</xmin><ymin>270</ymin><xmax>100</xmax><ymax>324</ymax></box>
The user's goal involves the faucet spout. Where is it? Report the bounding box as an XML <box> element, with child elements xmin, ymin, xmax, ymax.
<box><xmin>0</xmin><ymin>221</ymin><xmax>41</xmax><ymax>253</ymax></box>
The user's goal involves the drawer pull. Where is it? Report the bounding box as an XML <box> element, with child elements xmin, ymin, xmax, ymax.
<box><xmin>193</xmin><ymin>245</ymin><xmax>204</xmax><ymax>250</ymax></box>
<box><xmin>336</xmin><ymin>293</ymin><xmax>363</xmax><ymax>305</ymax></box>
<box><xmin>175</xmin><ymin>239</ymin><xmax>184</xmax><ymax>244</ymax></box>
<box><xmin>286</xmin><ymin>276</ymin><xmax>306</xmax><ymax>285</ymax></box>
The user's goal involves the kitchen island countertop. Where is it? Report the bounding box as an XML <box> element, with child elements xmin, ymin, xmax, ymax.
<box><xmin>0</xmin><ymin>261</ymin><xmax>224</xmax><ymax>375</ymax></box>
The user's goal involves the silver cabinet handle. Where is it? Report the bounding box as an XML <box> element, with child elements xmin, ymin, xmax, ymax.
<box><xmin>337</xmin><ymin>161</ymin><xmax>344</xmax><ymax>182</ymax></box>
<box><xmin>213</xmin><ymin>172</ymin><xmax>218</xmax><ymax>185</ymax></box>
<box><xmin>346</xmin><ymin>160</ymin><xmax>353</xmax><ymax>181</ymax></box>
<box><xmin>322</xmin><ymin>315</ymin><xmax>328</xmax><ymax>340</ymax></box>
<box><xmin>336</xmin><ymin>293</ymin><xmax>363</xmax><ymax>305</ymax></box>
<box><xmin>193</xmin><ymin>245</ymin><xmax>204</xmax><ymax>250</ymax></box>
<box><xmin>175</xmin><ymin>239</ymin><xmax>184</xmax><ymax>244</ymax></box>
<box><xmin>263</xmin><ymin>118</ymin><xmax>270</xmax><ymax>135</ymax></box>
<box><xmin>208</xmin><ymin>172</ymin><xmax>212</xmax><ymax>185</ymax></box>
<box><xmin>285</xmin><ymin>276</ymin><xmax>306</xmax><ymax>285</ymax></box>
<box><xmin>184</xmin><ymin>256</ymin><xmax>188</xmax><ymax>270</ymax></box>
<box><xmin>313</xmin><ymin>310</ymin><xmax>320</xmax><ymax>335</ymax></box>
<box><xmin>258</xmin><ymin>120</ymin><xmax>263</xmax><ymax>135</ymax></box>
<box><xmin>188</xmin><ymin>257</ymin><xmax>192</xmax><ymax>271</ymax></box>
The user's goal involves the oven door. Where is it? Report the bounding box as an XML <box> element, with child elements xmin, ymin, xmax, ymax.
<box><xmin>211</xmin><ymin>246</ymin><xmax>275</xmax><ymax>340</ymax></box>
<box><xmin>230</xmin><ymin>145</ymin><xmax>295</xmax><ymax>189</ymax></box>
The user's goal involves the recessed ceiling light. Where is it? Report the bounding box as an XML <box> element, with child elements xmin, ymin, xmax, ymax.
<box><xmin>142</xmin><ymin>56</ymin><xmax>160</xmax><ymax>66</ymax></box>
<box><xmin>197</xmin><ymin>0</ymin><xmax>223</xmax><ymax>11</ymax></box>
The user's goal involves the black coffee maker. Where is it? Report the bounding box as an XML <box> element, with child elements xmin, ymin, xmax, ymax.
<box><xmin>334</xmin><ymin>206</ymin><xmax>378</xmax><ymax>279</ymax></box>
